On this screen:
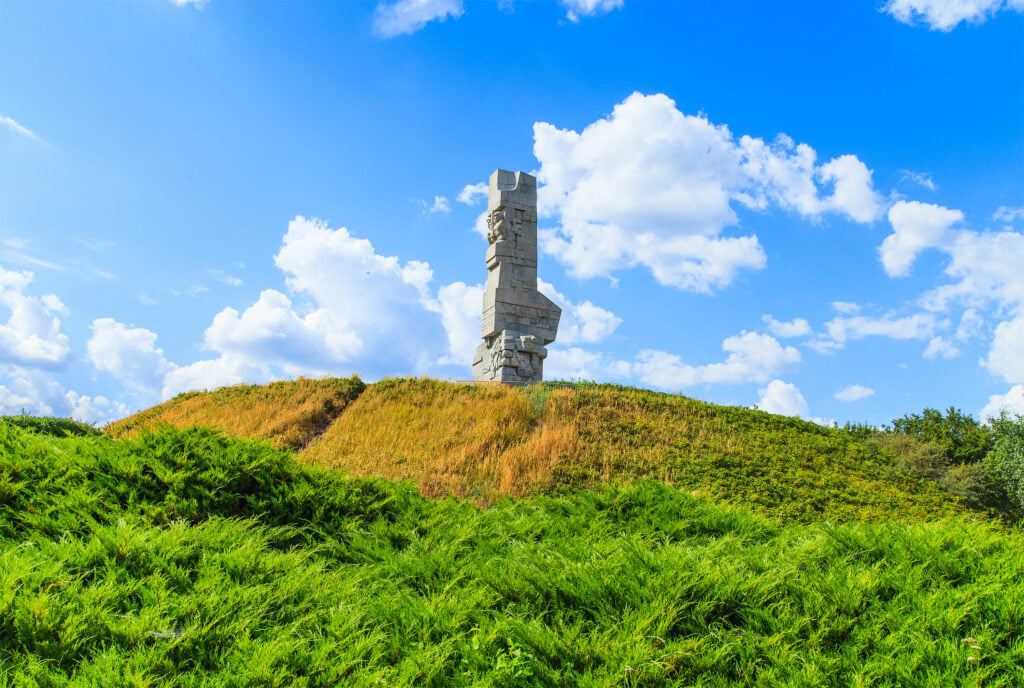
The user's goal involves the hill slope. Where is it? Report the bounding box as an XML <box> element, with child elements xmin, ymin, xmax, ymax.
<box><xmin>112</xmin><ymin>377</ymin><xmax>958</xmax><ymax>523</ymax></box>
<box><xmin>111</xmin><ymin>376</ymin><xmax>365</xmax><ymax>450</ymax></box>
<box><xmin>1</xmin><ymin>422</ymin><xmax>1021</xmax><ymax>686</ymax></box>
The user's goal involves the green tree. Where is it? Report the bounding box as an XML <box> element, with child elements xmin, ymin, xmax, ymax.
<box><xmin>890</xmin><ymin>406</ymin><xmax>993</xmax><ymax>465</ymax></box>
<box><xmin>985</xmin><ymin>413</ymin><xmax>1024</xmax><ymax>513</ymax></box>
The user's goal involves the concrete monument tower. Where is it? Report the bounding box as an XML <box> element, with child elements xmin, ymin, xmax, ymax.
<box><xmin>472</xmin><ymin>169</ymin><xmax>561</xmax><ymax>383</ymax></box>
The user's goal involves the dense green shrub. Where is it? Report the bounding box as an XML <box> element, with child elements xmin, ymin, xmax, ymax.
<box><xmin>866</xmin><ymin>427</ymin><xmax>1012</xmax><ymax>518</ymax></box>
<box><xmin>985</xmin><ymin>413</ymin><xmax>1024</xmax><ymax>513</ymax></box>
<box><xmin>940</xmin><ymin>462</ymin><xmax>1014</xmax><ymax>514</ymax></box>
<box><xmin>1</xmin><ymin>422</ymin><xmax>1023</xmax><ymax>686</ymax></box>
<box><xmin>840</xmin><ymin>421</ymin><xmax>877</xmax><ymax>440</ymax></box>
<box><xmin>890</xmin><ymin>406</ymin><xmax>993</xmax><ymax>464</ymax></box>
<box><xmin>870</xmin><ymin>432</ymin><xmax>950</xmax><ymax>481</ymax></box>
<box><xmin>0</xmin><ymin>422</ymin><xmax>407</xmax><ymax>544</ymax></box>
<box><xmin>2</xmin><ymin>415</ymin><xmax>100</xmax><ymax>438</ymax></box>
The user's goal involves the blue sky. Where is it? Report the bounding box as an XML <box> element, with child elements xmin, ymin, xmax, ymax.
<box><xmin>1</xmin><ymin>0</ymin><xmax>1022</xmax><ymax>426</ymax></box>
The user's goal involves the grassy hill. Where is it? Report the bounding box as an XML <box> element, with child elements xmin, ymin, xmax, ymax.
<box><xmin>1</xmin><ymin>421</ymin><xmax>1022</xmax><ymax>686</ymax></box>
<box><xmin>114</xmin><ymin>377</ymin><xmax>959</xmax><ymax>523</ymax></box>
<box><xmin>111</xmin><ymin>376</ymin><xmax>365</xmax><ymax>451</ymax></box>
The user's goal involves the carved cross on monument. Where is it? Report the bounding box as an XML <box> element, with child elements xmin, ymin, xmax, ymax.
<box><xmin>472</xmin><ymin>169</ymin><xmax>561</xmax><ymax>383</ymax></box>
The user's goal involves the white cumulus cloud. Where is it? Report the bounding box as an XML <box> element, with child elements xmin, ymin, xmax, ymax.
<box><xmin>561</xmin><ymin>0</ymin><xmax>624</xmax><ymax>22</ymax></box>
<box><xmin>163</xmin><ymin>216</ymin><xmax>452</xmax><ymax>389</ymax></box>
<box><xmin>65</xmin><ymin>391</ymin><xmax>130</xmax><ymax>425</ymax></box>
<box><xmin>632</xmin><ymin>331</ymin><xmax>800</xmax><ymax>390</ymax></box>
<box><xmin>534</xmin><ymin>92</ymin><xmax>882</xmax><ymax>292</ymax></box>
<box><xmin>538</xmin><ymin>279</ymin><xmax>622</xmax><ymax>345</ymax></box>
<box><xmin>0</xmin><ymin>267</ymin><xmax>72</xmax><ymax>368</ymax></box>
<box><xmin>758</xmin><ymin>379</ymin><xmax>833</xmax><ymax>426</ymax></box>
<box><xmin>877</xmin><ymin>201</ymin><xmax>1024</xmax><ymax>391</ymax></box>
<box><xmin>87</xmin><ymin>318</ymin><xmax>176</xmax><ymax>396</ymax></box>
<box><xmin>429</xmin><ymin>196</ymin><xmax>451</xmax><ymax>213</ymax></box>
<box><xmin>203</xmin><ymin>289</ymin><xmax>362</xmax><ymax>372</ymax></box>
<box><xmin>923</xmin><ymin>335</ymin><xmax>960</xmax><ymax>359</ymax></box>
<box><xmin>544</xmin><ymin>347</ymin><xmax>606</xmax><ymax>380</ymax></box>
<box><xmin>889</xmin><ymin>205</ymin><xmax>1024</xmax><ymax>314</ymax></box>
<box><xmin>831</xmin><ymin>301</ymin><xmax>861</xmax><ymax>315</ymax></box>
<box><xmin>981</xmin><ymin>385</ymin><xmax>1024</xmax><ymax>421</ymax></box>
<box><xmin>271</xmin><ymin>216</ymin><xmax>450</xmax><ymax>373</ymax></box>
<box><xmin>920</xmin><ymin>227</ymin><xmax>1024</xmax><ymax>314</ymax></box>
<box><xmin>758</xmin><ymin>379</ymin><xmax>810</xmax><ymax>417</ymax></box>
<box><xmin>956</xmin><ymin>308</ymin><xmax>984</xmax><ymax>340</ymax></box>
<box><xmin>834</xmin><ymin>384</ymin><xmax>875</xmax><ymax>402</ymax></box>
<box><xmin>457</xmin><ymin>182</ymin><xmax>488</xmax><ymax>205</ymax></box>
<box><xmin>162</xmin><ymin>356</ymin><xmax>271</xmax><ymax>400</ymax></box>
<box><xmin>436</xmin><ymin>281</ymin><xmax>483</xmax><ymax>366</ymax></box>
<box><xmin>373</xmin><ymin>0</ymin><xmax>464</xmax><ymax>38</ymax></box>
<box><xmin>984</xmin><ymin>317</ymin><xmax>1024</xmax><ymax>384</ymax></box>
<box><xmin>0</xmin><ymin>364</ymin><xmax>126</xmax><ymax>424</ymax></box>
<box><xmin>0</xmin><ymin>366</ymin><xmax>60</xmax><ymax>417</ymax></box>
<box><xmin>810</xmin><ymin>311</ymin><xmax>941</xmax><ymax>353</ymax></box>
<box><xmin>884</xmin><ymin>0</ymin><xmax>1024</xmax><ymax>30</ymax></box>
<box><xmin>881</xmin><ymin>201</ymin><xmax>963</xmax><ymax>278</ymax></box>
<box><xmin>762</xmin><ymin>315</ymin><xmax>812</xmax><ymax>338</ymax></box>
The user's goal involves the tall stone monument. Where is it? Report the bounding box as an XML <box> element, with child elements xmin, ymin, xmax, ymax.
<box><xmin>472</xmin><ymin>169</ymin><xmax>561</xmax><ymax>383</ymax></box>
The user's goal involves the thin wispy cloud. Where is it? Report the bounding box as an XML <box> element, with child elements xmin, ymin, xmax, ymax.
<box><xmin>900</xmin><ymin>169</ymin><xmax>936</xmax><ymax>191</ymax></box>
<box><xmin>0</xmin><ymin>115</ymin><xmax>47</xmax><ymax>145</ymax></box>
<box><xmin>0</xmin><ymin>240</ymin><xmax>63</xmax><ymax>271</ymax></box>
<box><xmin>994</xmin><ymin>206</ymin><xmax>1024</xmax><ymax>223</ymax></box>
<box><xmin>71</xmin><ymin>238</ymin><xmax>117</xmax><ymax>252</ymax></box>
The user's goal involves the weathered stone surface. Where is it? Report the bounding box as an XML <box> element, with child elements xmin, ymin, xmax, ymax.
<box><xmin>472</xmin><ymin>169</ymin><xmax>561</xmax><ymax>383</ymax></box>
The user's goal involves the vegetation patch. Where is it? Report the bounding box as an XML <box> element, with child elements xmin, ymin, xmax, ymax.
<box><xmin>1</xmin><ymin>422</ymin><xmax>1022</xmax><ymax>686</ymax></box>
<box><xmin>108</xmin><ymin>375</ymin><xmax>366</xmax><ymax>450</ymax></box>
<box><xmin>301</xmin><ymin>378</ymin><xmax>959</xmax><ymax>521</ymax></box>
<box><xmin>1</xmin><ymin>415</ymin><xmax>100</xmax><ymax>439</ymax></box>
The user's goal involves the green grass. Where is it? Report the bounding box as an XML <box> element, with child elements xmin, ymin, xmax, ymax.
<box><xmin>2</xmin><ymin>415</ymin><xmax>100</xmax><ymax>439</ymax></box>
<box><xmin>2</xmin><ymin>421</ymin><xmax>1023</xmax><ymax>686</ymax></box>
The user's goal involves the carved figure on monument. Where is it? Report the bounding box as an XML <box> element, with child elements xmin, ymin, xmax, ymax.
<box><xmin>486</xmin><ymin>210</ymin><xmax>508</xmax><ymax>243</ymax></box>
<box><xmin>472</xmin><ymin>169</ymin><xmax>561</xmax><ymax>383</ymax></box>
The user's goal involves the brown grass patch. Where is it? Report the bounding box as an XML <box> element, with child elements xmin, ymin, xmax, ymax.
<box><xmin>107</xmin><ymin>376</ymin><xmax>365</xmax><ymax>450</ymax></box>
<box><xmin>299</xmin><ymin>379</ymin><xmax>584</xmax><ymax>501</ymax></box>
<box><xmin>299</xmin><ymin>379</ymin><xmax>958</xmax><ymax>520</ymax></box>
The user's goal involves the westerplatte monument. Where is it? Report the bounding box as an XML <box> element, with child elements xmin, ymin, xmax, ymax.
<box><xmin>472</xmin><ymin>169</ymin><xmax>561</xmax><ymax>383</ymax></box>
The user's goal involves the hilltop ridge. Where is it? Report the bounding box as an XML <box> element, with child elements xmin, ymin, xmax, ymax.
<box><xmin>110</xmin><ymin>376</ymin><xmax>959</xmax><ymax>522</ymax></box>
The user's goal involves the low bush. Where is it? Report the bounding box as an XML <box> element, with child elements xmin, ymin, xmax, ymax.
<box><xmin>2</xmin><ymin>415</ymin><xmax>100</xmax><ymax>438</ymax></box>
<box><xmin>890</xmin><ymin>406</ymin><xmax>993</xmax><ymax>465</ymax></box>
<box><xmin>863</xmin><ymin>428</ymin><xmax>1013</xmax><ymax>519</ymax></box>
<box><xmin>869</xmin><ymin>431</ymin><xmax>950</xmax><ymax>481</ymax></box>
<box><xmin>985</xmin><ymin>413</ymin><xmax>1024</xmax><ymax>514</ymax></box>
<box><xmin>1</xmin><ymin>422</ymin><xmax>1022</xmax><ymax>686</ymax></box>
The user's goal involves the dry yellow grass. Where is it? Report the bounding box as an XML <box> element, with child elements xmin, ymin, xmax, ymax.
<box><xmin>298</xmin><ymin>378</ymin><xmax>957</xmax><ymax>519</ymax></box>
<box><xmin>299</xmin><ymin>378</ymin><xmax>580</xmax><ymax>501</ymax></box>
<box><xmin>107</xmin><ymin>376</ymin><xmax>365</xmax><ymax>450</ymax></box>
<box><xmin>105</xmin><ymin>376</ymin><xmax>959</xmax><ymax>520</ymax></box>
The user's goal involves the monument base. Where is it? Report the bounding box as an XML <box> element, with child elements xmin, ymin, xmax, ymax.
<box><xmin>472</xmin><ymin>332</ymin><xmax>547</xmax><ymax>384</ymax></box>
